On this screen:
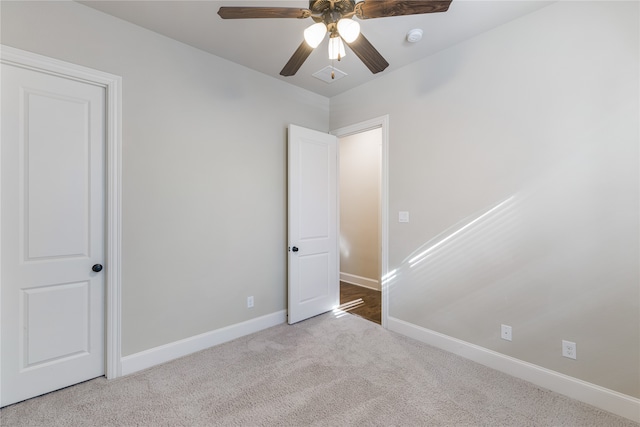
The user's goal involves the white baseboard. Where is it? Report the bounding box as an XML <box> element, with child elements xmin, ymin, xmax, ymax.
<box><xmin>340</xmin><ymin>272</ymin><xmax>379</xmax><ymax>290</ymax></box>
<box><xmin>121</xmin><ymin>310</ymin><xmax>286</xmax><ymax>376</ymax></box>
<box><xmin>387</xmin><ymin>316</ymin><xmax>640</xmax><ymax>423</ymax></box>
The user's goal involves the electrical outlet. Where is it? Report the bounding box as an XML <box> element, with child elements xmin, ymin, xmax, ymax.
<box><xmin>501</xmin><ymin>324</ymin><xmax>512</xmax><ymax>341</ymax></box>
<box><xmin>562</xmin><ymin>340</ymin><xmax>576</xmax><ymax>360</ymax></box>
<box><xmin>247</xmin><ymin>296</ymin><xmax>254</xmax><ymax>308</ymax></box>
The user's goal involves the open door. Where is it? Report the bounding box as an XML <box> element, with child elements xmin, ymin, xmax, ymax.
<box><xmin>287</xmin><ymin>124</ymin><xmax>339</xmax><ymax>324</ymax></box>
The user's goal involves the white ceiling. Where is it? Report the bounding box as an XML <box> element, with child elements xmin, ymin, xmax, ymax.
<box><xmin>80</xmin><ymin>0</ymin><xmax>553</xmax><ymax>98</ymax></box>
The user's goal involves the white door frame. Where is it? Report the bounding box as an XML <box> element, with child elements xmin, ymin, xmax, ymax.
<box><xmin>0</xmin><ymin>46</ymin><xmax>123</xmax><ymax>403</ymax></box>
<box><xmin>332</xmin><ymin>115</ymin><xmax>389</xmax><ymax>328</ymax></box>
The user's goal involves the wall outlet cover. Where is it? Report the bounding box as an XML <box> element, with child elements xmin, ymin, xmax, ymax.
<box><xmin>562</xmin><ymin>340</ymin><xmax>576</xmax><ymax>359</ymax></box>
<box><xmin>501</xmin><ymin>324</ymin><xmax>512</xmax><ymax>341</ymax></box>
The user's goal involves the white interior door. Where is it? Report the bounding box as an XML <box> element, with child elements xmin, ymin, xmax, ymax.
<box><xmin>1</xmin><ymin>62</ymin><xmax>105</xmax><ymax>406</ymax></box>
<box><xmin>287</xmin><ymin>124</ymin><xmax>339</xmax><ymax>324</ymax></box>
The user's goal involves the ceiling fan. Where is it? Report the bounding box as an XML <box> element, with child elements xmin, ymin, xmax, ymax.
<box><xmin>218</xmin><ymin>0</ymin><xmax>452</xmax><ymax>77</ymax></box>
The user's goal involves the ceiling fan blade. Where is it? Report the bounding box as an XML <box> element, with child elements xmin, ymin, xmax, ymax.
<box><xmin>355</xmin><ymin>0</ymin><xmax>452</xmax><ymax>19</ymax></box>
<box><xmin>218</xmin><ymin>7</ymin><xmax>311</xmax><ymax>19</ymax></box>
<box><xmin>346</xmin><ymin>34</ymin><xmax>389</xmax><ymax>74</ymax></box>
<box><xmin>280</xmin><ymin>41</ymin><xmax>315</xmax><ymax>76</ymax></box>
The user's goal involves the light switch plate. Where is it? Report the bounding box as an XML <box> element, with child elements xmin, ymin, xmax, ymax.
<box><xmin>399</xmin><ymin>211</ymin><xmax>409</xmax><ymax>223</ymax></box>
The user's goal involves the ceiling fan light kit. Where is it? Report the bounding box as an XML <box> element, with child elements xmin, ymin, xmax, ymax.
<box><xmin>304</xmin><ymin>22</ymin><xmax>327</xmax><ymax>48</ymax></box>
<box><xmin>328</xmin><ymin>36</ymin><xmax>347</xmax><ymax>60</ymax></box>
<box><xmin>337</xmin><ymin>18</ymin><xmax>361</xmax><ymax>43</ymax></box>
<box><xmin>217</xmin><ymin>0</ymin><xmax>452</xmax><ymax>77</ymax></box>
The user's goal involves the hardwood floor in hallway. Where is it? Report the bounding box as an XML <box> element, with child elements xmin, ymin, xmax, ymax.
<box><xmin>339</xmin><ymin>281</ymin><xmax>381</xmax><ymax>324</ymax></box>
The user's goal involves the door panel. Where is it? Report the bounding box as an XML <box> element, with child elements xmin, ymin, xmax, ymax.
<box><xmin>299</xmin><ymin>254</ymin><xmax>329</xmax><ymax>302</ymax></box>
<box><xmin>288</xmin><ymin>125</ymin><xmax>338</xmax><ymax>324</ymax></box>
<box><xmin>1</xmin><ymin>63</ymin><xmax>105</xmax><ymax>406</ymax></box>
<box><xmin>25</xmin><ymin>91</ymin><xmax>91</xmax><ymax>260</ymax></box>
<box><xmin>24</xmin><ymin>281</ymin><xmax>90</xmax><ymax>367</ymax></box>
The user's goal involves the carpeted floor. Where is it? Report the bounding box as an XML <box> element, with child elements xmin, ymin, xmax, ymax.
<box><xmin>1</xmin><ymin>312</ymin><xmax>637</xmax><ymax>426</ymax></box>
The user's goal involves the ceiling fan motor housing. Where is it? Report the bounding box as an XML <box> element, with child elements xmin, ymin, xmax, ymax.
<box><xmin>310</xmin><ymin>0</ymin><xmax>356</xmax><ymax>24</ymax></box>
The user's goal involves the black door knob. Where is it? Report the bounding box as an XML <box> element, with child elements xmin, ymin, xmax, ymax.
<box><xmin>291</xmin><ymin>246</ymin><xmax>299</xmax><ymax>252</ymax></box>
<box><xmin>92</xmin><ymin>264</ymin><xmax>103</xmax><ymax>273</ymax></box>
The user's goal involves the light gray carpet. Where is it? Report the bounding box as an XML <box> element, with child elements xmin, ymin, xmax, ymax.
<box><xmin>1</xmin><ymin>312</ymin><xmax>637</xmax><ymax>426</ymax></box>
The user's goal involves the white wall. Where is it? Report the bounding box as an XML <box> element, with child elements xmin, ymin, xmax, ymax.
<box><xmin>0</xmin><ymin>1</ymin><xmax>329</xmax><ymax>356</ymax></box>
<box><xmin>331</xmin><ymin>1</ymin><xmax>639</xmax><ymax>399</ymax></box>
<box><xmin>339</xmin><ymin>129</ymin><xmax>382</xmax><ymax>289</ymax></box>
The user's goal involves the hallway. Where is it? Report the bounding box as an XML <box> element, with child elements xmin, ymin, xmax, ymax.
<box><xmin>339</xmin><ymin>282</ymin><xmax>381</xmax><ymax>324</ymax></box>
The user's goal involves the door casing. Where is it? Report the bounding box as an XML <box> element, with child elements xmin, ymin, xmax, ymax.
<box><xmin>0</xmin><ymin>46</ymin><xmax>123</xmax><ymax>405</ymax></box>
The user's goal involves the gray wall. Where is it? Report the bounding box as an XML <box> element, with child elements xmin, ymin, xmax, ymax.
<box><xmin>1</xmin><ymin>1</ymin><xmax>329</xmax><ymax>356</ymax></box>
<box><xmin>331</xmin><ymin>1</ymin><xmax>639</xmax><ymax>398</ymax></box>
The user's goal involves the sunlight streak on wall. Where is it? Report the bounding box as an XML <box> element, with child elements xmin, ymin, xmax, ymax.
<box><xmin>408</xmin><ymin>196</ymin><xmax>516</xmax><ymax>268</ymax></box>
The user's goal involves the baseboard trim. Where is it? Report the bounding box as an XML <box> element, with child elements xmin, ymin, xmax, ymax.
<box><xmin>121</xmin><ymin>310</ymin><xmax>286</xmax><ymax>376</ymax></box>
<box><xmin>340</xmin><ymin>272</ymin><xmax>379</xmax><ymax>290</ymax></box>
<box><xmin>387</xmin><ymin>316</ymin><xmax>640</xmax><ymax>423</ymax></box>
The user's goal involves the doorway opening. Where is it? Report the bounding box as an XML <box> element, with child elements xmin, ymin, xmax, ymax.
<box><xmin>333</xmin><ymin>116</ymin><xmax>389</xmax><ymax>327</ymax></box>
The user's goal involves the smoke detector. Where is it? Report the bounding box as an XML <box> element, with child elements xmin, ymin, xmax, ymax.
<box><xmin>406</xmin><ymin>29</ymin><xmax>423</xmax><ymax>43</ymax></box>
